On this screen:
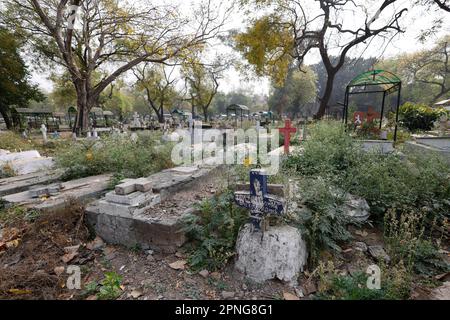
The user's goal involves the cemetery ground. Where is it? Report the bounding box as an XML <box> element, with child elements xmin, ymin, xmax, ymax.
<box><xmin>0</xmin><ymin>123</ymin><xmax>449</xmax><ymax>300</ymax></box>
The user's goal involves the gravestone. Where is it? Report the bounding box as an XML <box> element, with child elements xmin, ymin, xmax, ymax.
<box><xmin>234</xmin><ymin>169</ymin><xmax>308</xmax><ymax>284</ymax></box>
<box><xmin>40</xmin><ymin>124</ymin><xmax>48</xmax><ymax>143</ymax></box>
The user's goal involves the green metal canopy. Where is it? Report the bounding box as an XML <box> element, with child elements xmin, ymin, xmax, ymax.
<box><xmin>348</xmin><ymin>70</ymin><xmax>401</xmax><ymax>91</ymax></box>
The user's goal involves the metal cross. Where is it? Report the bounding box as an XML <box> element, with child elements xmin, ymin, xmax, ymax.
<box><xmin>234</xmin><ymin>169</ymin><xmax>285</xmax><ymax>231</ymax></box>
<box><xmin>278</xmin><ymin>119</ymin><xmax>297</xmax><ymax>154</ymax></box>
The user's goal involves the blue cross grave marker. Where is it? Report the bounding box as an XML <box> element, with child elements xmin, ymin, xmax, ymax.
<box><xmin>234</xmin><ymin>169</ymin><xmax>285</xmax><ymax>231</ymax></box>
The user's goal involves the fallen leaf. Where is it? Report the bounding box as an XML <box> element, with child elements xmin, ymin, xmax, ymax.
<box><xmin>54</xmin><ymin>266</ymin><xmax>65</xmax><ymax>276</ymax></box>
<box><xmin>283</xmin><ymin>292</ymin><xmax>300</xmax><ymax>300</ymax></box>
<box><xmin>86</xmin><ymin>236</ymin><xmax>104</xmax><ymax>251</ymax></box>
<box><xmin>355</xmin><ymin>230</ymin><xmax>368</xmax><ymax>237</ymax></box>
<box><xmin>130</xmin><ymin>289</ymin><xmax>143</xmax><ymax>299</ymax></box>
<box><xmin>168</xmin><ymin>260</ymin><xmax>187</xmax><ymax>270</ymax></box>
<box><xmin>6</xmin><ymin>239</ymin><xmax>20</xmax><ymax>249</ymax></box>
<box><xmin>8</xmin><ymin>289</ymin><xmax>32</xmax><ymax>295</ymax></box>
<box><xmin>62</xmin><ymin>245</ymin><xmax>80</xmax><ymax>263</ymax></box>
<box><xmin>86</xmin><ymin>295</ymin><xmax>97</xmax><ymax>300</ymax></box>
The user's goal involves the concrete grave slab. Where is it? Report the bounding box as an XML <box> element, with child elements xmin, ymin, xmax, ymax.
<box><xmin>1</xmin><ymin>174</ymin><xmax>112</xmax><ymax>213</ymax></box>
<box><xmin>0</xmin><ymin>169</ymin><xmax>64</xmax><ymax>197</ymax></box>
<box><xmin>86</xmin><ymin>164</ymin><xmax>223</xmax><ymax>253</ymax></box>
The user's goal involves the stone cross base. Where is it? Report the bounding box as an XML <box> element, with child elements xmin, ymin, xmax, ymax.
<box><xmin>235</xmin><ymin>224</ymin><xmax>308</xmax><ymax>284</ymax></box>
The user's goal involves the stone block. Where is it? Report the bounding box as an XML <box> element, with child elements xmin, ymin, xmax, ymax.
<box><xmin>235</xmin><ymin>224</ymin><xmax>308</xmax><ymax>284</ymax></box>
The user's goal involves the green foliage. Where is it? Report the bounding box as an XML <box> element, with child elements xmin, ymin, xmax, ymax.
<box><xmin>234</xmin><ymin>14</ymin><xmax>294</xmax><ymax>85</ymax></box>
<box><xmin>0</xmin><ymin>27</ymin><xmax>44</xmax><ymax>128</ymax></box>
<box><xmin>384</xmin><ymin>208</ymin><xmax>450</xmax><ymax>277</ymax></box>
<box><xmin>399</xmin><ymin>102</ymin><xmax>447</xmax><ymax>132</ymax></box>
<box><xmin>316</xmin><ymin>269</ymin><xmax>411</xmax><ymax>300</ymax></box>
<box><xmin>0</xmin><ymin>205</ymin><xmax>40</xmax><ymax>226</ymax></box>
<box><xmin>181</xmin><ymin>191</ymin><xmax>248</xmax><ymax>271</ymax></box>
<box><xmin>268</xmin><ymin>66</ymin><xmax>317</xmax><ymax>117</ymax></box>
<box><xmin>0</xmin><ymin>131</ymin><xmax>35</xmax><ymax>151</ymax></box>
<box><xmin>283</xmin><ymin>121</ymin><xmax>360</xmax><ymax>178</ymax></box>
<box><xmin>284</xmin><ymin>121</ymin><xmax>450</xmax><ymax>223</ymax></box>
<box><xmin>288</xmin><ymin>177</ymin><xmax>356</xmax><ymax>265</ymax></box>
<box><xmin>97</xmin><ymin>272</ymin><xmax>123</xmax><ymax>300</ymax></box>
<box><xmin>55</xmin><ymin>132</ymin><xmax>173</xmax><ymax>180</ymax></box>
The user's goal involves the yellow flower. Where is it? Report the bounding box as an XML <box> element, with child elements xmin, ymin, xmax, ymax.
<box><xmin>86</xmin><ymin>152</ymin><xmax>93</xmax><ymax>161</ymax></box>
<box><xmin>244</xmin><ymin>156</ymin><xmax>252</xmax><ymax>167</ymax></box>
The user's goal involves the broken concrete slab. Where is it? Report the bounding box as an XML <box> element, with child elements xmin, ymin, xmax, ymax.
<box><xmin>1</xmin><ymin>174</ymin><xmax>112</xmax><ymax>213</ymax></box>
<box><xmin>0</xmin><ymin>150</ymin><xmax>40</xmax><ymax>163</ymax></box>
<box><xmin>10</xmin><ymin>157</ymin><xmax>55</xmax><ymax>175</ymax></box>
<box><xmin>86</xmin><ymin>164</ymin><xmax>222</xmax><ymax>253</ymax></box>
<box><xmin>0</xmin><ymin>169</ymin><xmax>64</xmax><ymax>197</ymax></box>
<box><xmin>0</xmin><ymin>150</ymin><xmax>55</xmax><ymax>176</ymax></box>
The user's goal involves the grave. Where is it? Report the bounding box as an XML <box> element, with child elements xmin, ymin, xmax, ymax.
<box><xmin>85</xmin><ymin>163</ymin><xmax>224</xmax><ymax>253</ymax></box>
<box><xmin>233</xmin><ymin>169</ymin><xmax>308</xmax><ymax>284</ymax></box>
<box><xmin>1</xmin><ymin>174</ymin><xmax>112</xmax><ymax>213</ymax></box>
<box><xmin>0</xmin><ymin>150</ymin><xmax>55</xmax><ymax>175</ymax></box>
<box><xmin>405</xmin><ymin>136</ymin><xmax>450</xmax><ymax>163</ymax></box>
<box><xmin>0</xmin><ymin>169</ymin><xmax>64</xmax><ymax>197</ymax></box>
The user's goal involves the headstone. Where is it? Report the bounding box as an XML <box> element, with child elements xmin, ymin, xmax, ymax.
<box><xmin>72</xmin><ymin>132</ymin><xmax>77</xmax><ymax>141</ymax></box>
<box><xmin>278</xmin><ymin>119</ymin><xmax>297</xmax><ymax>155</ymax></box>
<box><xmin>92</xmin><ymin>128</ymin><xmax>99</xmax><ymax>139</ymax></box>
<box><xmin>52</xmin><ymin>131</ymin><xmax>60</xmax><ymax>139</ymax></box>
<box><xmin>131</xmin><ymin>132</ymin><xmax>138</xmax><ymax>143</ymax></box>
<box><xmin>87</xmin><ymin>131</ymin><xmax>92</xmax><ymax>139</ymax></box>
<box><xmin>40</xmin><ymin>124</ymin><xmax>48</xmax><ymax>143</ymax></box>
<box><xmin>22</xmin><ymin>130</ymin><xmax>28</xmax><ymax>139</ymax></box>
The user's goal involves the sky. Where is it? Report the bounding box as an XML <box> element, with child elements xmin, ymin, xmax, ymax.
<box><xmin>28</xmin><ymin>0</ymin><xmax>450</xmax><ymax>96</ymax></box>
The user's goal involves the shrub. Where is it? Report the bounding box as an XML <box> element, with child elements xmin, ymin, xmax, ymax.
<box><xmin>399</xmin><ymin>102</ymin><xmax>447</xmax><ymax>132</ymax></box>
<box><xmin>315</xmin><ymin>262</ymin><xmax>412</xmax><ymax>300</ymax></box>
<box><xmin>283</xmin><ymin>121</ymin><xmax>361</xmax><ymax>178</ymax></box>
<box><xmin>97</xmin><ymin>272</ymin><xmax>123</xmax><ymax>300</ymax></box>
<box><xmin>288</xmin><ymin>177</ymin><xmax>356</xmax><ymax>265</ymax></box>
<box><xmin>55</xmin><ymin>132</ymin><xmax>173</xmax><ymax>180</ymax></box>
<box><xmin>181</xmin><ymin>190</ymin><xmax>248</xmax><ymax>271</ymax></box>
<box><xmin>0</xmin><ymin>131</ymin><xmax>34</xmax><ymax>151</ymax></box>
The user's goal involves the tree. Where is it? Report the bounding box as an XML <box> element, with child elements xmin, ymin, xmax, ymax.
<box><xmin>182</xmin><ymin>58</ymin><xmax>227</xmax><ymax>121</ymax></box>
<box><xmin>0</xmin><ymin>27</ymin><xmax>43</xmax><ymax>129</ymax></box>
<box><xmin>311</xmin><ymin>56</ymin><xmax>378</xmax><ymax>107</ymax></box>
<box><xmin>379</xmin><ymin>36</ymin><xmax>450</xmax><ymax>104</ymax></box>
<box><xmin>4</xmin><ymin>0</ymin><xmax>231</xmax><ymax>132</ymax></box>
<box><xmin>133</xmin><ymin>63</ymin><xmax>179</xmax><ymax>123</ymax></box>
<box><xmin>268</xmin><ymin>65</ymin><xmax>316</xmax><ymax>117</ymax></box>
<box><xmin>235</xmin><ymin>0</ymin><xmax>408</xmax><ymax>119</ymax></box>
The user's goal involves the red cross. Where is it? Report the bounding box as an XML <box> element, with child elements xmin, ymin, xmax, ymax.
<box><xmin>278</xmin><ymin>119</ymin><xmax>297</xmax><ymax>154</ymax></box>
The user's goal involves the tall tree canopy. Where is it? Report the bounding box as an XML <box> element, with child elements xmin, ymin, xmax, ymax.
<box><xmin>378</xmin><ymin>35</ymin><xmax>450</xmax><ymax>104</ymax></box>
<box><xmin>3</xmin><ymin>0</ymin><xmax>231</xmax><ymax>132</ymax></box>
<box><xmin>235</xmin><ymin>0</ymin><xmax>408</xmax><ymax>119</ymax></box>
<box><xmin>0</xmin><ymin>27</ymin><xmax>43</xmax><ymax>129</ymax></box>
<box><xmin>133</xmin><ymin>64</ymin><xmax>179</xmax><ymax>123</ymax></box>
<box><xmin>311</xmin><ymin>56</ymin><xmax>378</xmax><ymax>108</ymax></box>
<box><xmin>268</xmin><ymin>65</ymin><xmax>317</xmax><ymax>117</ymax></box>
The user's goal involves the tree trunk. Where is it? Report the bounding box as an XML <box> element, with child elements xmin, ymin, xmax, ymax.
<box><xmin>0</xmin><ymin>107</ymin><xmax>12</xmax><ymax>130</ymax></box>
<box><xmin>158</xmin><ymin>108</ymin><xmax>165</xmax><ymax>124</ymax></box>
<box><xmin>73</xmin><ymin>79</ymin><xmax>97</xmax><ymax>135</ymax></box>
<box><xmin>203</xmin><ymin>108</ymin><xmax>208</xmax><ymax>122</ymax></box>
<box><xmin>315</xmin><ymin>70</ymin><xmax>336</xmax><ymax>119</ymax></box>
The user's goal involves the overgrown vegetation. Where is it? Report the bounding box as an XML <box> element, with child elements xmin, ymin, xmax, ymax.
<box><xmin>181</xmin><ymin>190</ymin><xmax>248</xmax><ymax>271</ymax></box>
<box><xmin>55</xmin><ymin>132</ymin><xmax>173</xmax><ymax>180</ymax></box>
<box><xmin>284</xmin><ymin>121</ymin><xmax>450</xmax><ymax>223</ymax></box>
<box><xmin>399</xmin><ymin>102</ymin><xmax>448</xmax><ymax>132</ymax></box>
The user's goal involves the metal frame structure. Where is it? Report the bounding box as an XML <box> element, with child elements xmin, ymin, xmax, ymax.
<box><xmin>343</xmin><ymin>70</ymin><xmax>402</xmax><ymax>142</ymax></box>
<box><xmin>226</xmin><ymin>104</ymin><xmax>250</xmax><ymax>127</ymax></box>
